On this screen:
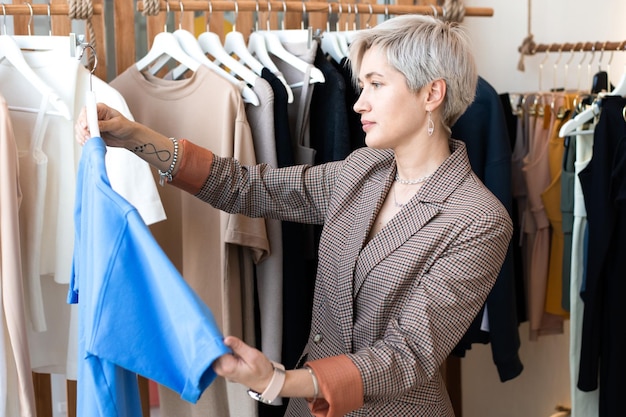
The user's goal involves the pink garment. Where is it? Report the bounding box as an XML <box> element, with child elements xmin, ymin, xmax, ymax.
<box><xmin>522</xmin><ymin>101</ymin><xmax>563</xmax><ymax>340</ymax></box>
<box><xmin>0</xmin><ymin>95</ymin><xmax>36</xmax><ymax>416</ymax></box>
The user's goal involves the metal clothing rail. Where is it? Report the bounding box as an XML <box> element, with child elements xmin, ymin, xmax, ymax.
<box><xmin>136</xmin><ymin>0</ymin><xmax>493</xmax><ymax>17</ymax></box>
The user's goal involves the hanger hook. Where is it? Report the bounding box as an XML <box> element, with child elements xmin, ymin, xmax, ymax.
<box><xmin>254</xmin><ymin>0</ymin><xmax>259</xmax><ymax>32</ymax></box>
<box><xmin>178</xmin><ymin>1</ymin><xmax>184</xmax><ymax>31</ymax></box>
<box><xmin>163</xmin><ymin>0</ymin><xmax>170</xmax><ymax>32</ymax></box>
<box><xmin>1</xmin><ymin>3</ymin><xmax>6</xmax><ymax>36</ymax></box>
<box><xmin>538</xmin><ymin>47</ymin><xmax>551</xmax><ymax>92</ymax></box>
<box><xmin>552</xmin><ymin>45</ymin><xmax>563</xmax><ymax>90</ymax></box>
<box><xmin>326</xmin><ymin>4</ymin><xmax>331</xmax><ymax>32</ymax></box>
<box><xmin>384</xmin><ymin>5</ymin><xmax>389</xmax><ymax>21</ymax></box>
<box><xmin>300</xmin><ymin>1</ymin><xmax>306</xmax><ymax>31</ymax></box>
<box><xmin>47</xmin><ymin>1</ymin><xmax>53</xmax><ymax>36</ymax></box>
<box><xmin>598</xmin><ymin>41</ymin><xmax>607</xmax><ymax>71</ymax></box>
<box><xmin>266</xmin><ymin>0</ymin><xmax>271</xmax><ymax>31</ymax></box>
<box><xmin>26</xmin><ymin>2</ymin><xmax>33</xmax><ymax>36</ymax></box>
<box><xmin>430</xmin><ymin>5</ymin><xmax>438</xmax><ymax>18</ymax></box>
<box><xmin>353</xmin><ymin>2</ymin><xmax>358</xmax><ymax>31</ymax></box>
<box><xmin>588</xmin><ymin>42</ymin><xmax>596</xmax><ymax>66</ymax></box>
<box><xmin>205</xmin><ymin>0</ymin><xmax>213</xmax><ymax>32</ymax></box>
<box><xmin>233</xmin><ymin>0</ymin><xmax>239</xmax><ymax>32</ymax></box>
<box><xmin>441</xmin><ymin>5</ymin><xmax>447</xmax><ymax>19</ymax></box>
<box><xmin>563</xmin><ymin>43</ymin><xmax>578</xmax><ymax>89</ymax></box>
<box><xmin>336</xmin><ymin>3</ymin><xmax>342</xmax><ymax>32</ymax></box>
<box><xmin>345</xmin><ymin>4</ymin><xmax>351</xmax><ymax>32</ymax></box>
<box><xmin>281</xmin><ymin>1</ymin><xmax>286</xmax><ymax>31</ymax></box>
<box><xmin>78</xmin><ymin>43</ymin><xmax>98</xmax><ymax>91</ymax></box>
<box><xmin>366</xmin><ymin>3</ymin><xmax>372</xmax><ymax>28</ymax></box>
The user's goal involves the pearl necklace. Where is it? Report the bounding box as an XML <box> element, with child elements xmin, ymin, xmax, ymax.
<box><xmin>395</xmin><ymin>173</ymin><xmax>432</xmax><ymax>185</ymax></box>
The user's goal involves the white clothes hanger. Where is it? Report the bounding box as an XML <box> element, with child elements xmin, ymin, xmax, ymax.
<box><xmin>8</xmin><ymin>3</ymin><xmax>78</xmax><ymax>57</ymax></box>
<box><xmin>172</xmin><ymin>29</ymin><xmax>259</xmax><ymax>106</ymax></box>
<box><xmin>135</xmin><ymin>31</ymin><xmax>200</xmax><ymax>76</ymax></box>
<box><xmin>248</xmin><ymin>31</ymin><xmax>294</xmax><ymax>103</ymax></box>
<box><xmin>136</xmin><ymin>3</ymin><xmax>258</xmax><ymax>106</ymax></box>
<box><xmin>0</xmin><ymin>35</ymin><xmax>71</xmax><ymax>120</ymax></box>
<box><xmin>320</xmin><ymin>32</ymin><xmax>344</xmax><ymax>64</ymax></box>
<box><xmin>239</xmin><ymin>2</ymin><xmax>291</xmax><ymax>101</ymax></box>
<box><xmin>197</xmin><ymin>32</ymin><xmax>259</xmax><ymax>87</ymax></box>
<box><xmin>320</xmin><ymin>4</ymin><xmax>345</xmax><ymax>64</ymax></box>
<box><xmin>194</xmin><ymin>0</ymin><xmax>258</xmax><ymax>87</ymax></box>
<box><xmin>135</xmin><ymin>1</ymin><xmax>200</xmax><ymax>75</ymax></box>
<box><xmin>225</xmin><ymin>28</ymin><xmax>293</xmax><ymax>104</ymax></box>
<box><xmin>0</xmin><ymin>3</ymin><xmax>70</xmax><ymax>119</ymax></box>
<box><xmin>13</xmin><ymin>35</ymin><xmax>78</xmax><ymax>57</ymax></box>
<box><xmin>257</xmin><ymin>2</ymin><xmax>324</xmax><ymax>87</ymax></box>
<box><xmin>223</xmin><ymin>1</ymin><xmax>264</xmax><ymax>75</ymax></box>
<box><xmin>263</xmin><ymin>31</ymin><xmax>325</xmax><ymax>85</ymax></box>
<box><xmin>559</xmin><ymin>70</ymin><xmax>626</xmax><ymax>138</ymax></box>
<box><xmin>225</xmin><ymin>30</ymin><xmax>264</xmax><ymax>75</ymax></box>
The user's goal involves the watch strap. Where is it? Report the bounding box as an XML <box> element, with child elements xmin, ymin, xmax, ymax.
<box><xmin>247</xmin><ymin>361</ymin><xmax>286</xmax><ymax>405</ymax></box>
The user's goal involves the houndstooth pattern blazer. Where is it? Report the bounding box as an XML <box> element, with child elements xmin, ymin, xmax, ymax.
<box><xmin>198</xmin><ymin>139</ymin><xmax>513</xmax><ymax>417</ymax></box>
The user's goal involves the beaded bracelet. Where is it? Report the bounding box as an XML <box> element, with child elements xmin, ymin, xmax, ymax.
<box><xmin>158</xmin><ymin>137</ymin><xmax>178</xmax><ymax>186</ymax></box>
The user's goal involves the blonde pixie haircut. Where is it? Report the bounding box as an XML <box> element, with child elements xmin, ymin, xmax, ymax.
<box><xmin>348</xmin><ymin>14</ymin><xmax>477</xmax><ymax>130</ymax></box>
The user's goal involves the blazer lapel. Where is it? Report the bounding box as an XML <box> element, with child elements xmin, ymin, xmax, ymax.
<box><xmin>332</xmin><ymin>169</ymin><xmax>387</xmax><ymax>352</ymax></box>
<box><xmin>353</xmin><ymin>199</ymin><xmax>441</xmax><ymax>298</ymax></box>
<box><xmin>352</xmin><ymin>139</ymin><xmax>471</xmax><ymax>298</ymax></box>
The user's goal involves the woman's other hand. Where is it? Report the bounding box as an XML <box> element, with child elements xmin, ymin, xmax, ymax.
<box><xmin>213</xmin><ymin>336</ymin><xmax>274</xmax><ymax>394</ymax></box>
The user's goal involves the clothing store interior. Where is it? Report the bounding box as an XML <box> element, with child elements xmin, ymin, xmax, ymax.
<box><xmin>1</xmin><ymin>0</ymin><xmax>625</xmax><ymax>416</ymax></box>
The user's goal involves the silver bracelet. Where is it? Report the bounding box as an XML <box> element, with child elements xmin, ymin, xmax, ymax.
<box><xmin>304</xmin><ymin>366</ymin><xmax>319</xmax><ymax>402</ymax></box>
<box><xmin>158</xmin><ymin>137</ymin><xmax>178</xmax><ymax>186</ymax></box>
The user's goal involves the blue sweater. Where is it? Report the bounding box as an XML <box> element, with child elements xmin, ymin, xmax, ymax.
<box><xmin>68</xmin><ymin>137</ymin><xmax>229</xmax><ymax>416</ymax></box>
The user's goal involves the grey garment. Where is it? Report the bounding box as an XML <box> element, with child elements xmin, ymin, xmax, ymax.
<box><xmin>272</xmin><ymin>39</ymin><xmax>319</xmax><ymax>165</ymax></box>
<box><xmin>245</xmin><ymin>77</ymin><xmax>284</xmax><ymax>366</ymax></box>
<box><xmin>561</xmin><ymin>134</ymin><xmax>576</xmax><ymax>311</ymax></box>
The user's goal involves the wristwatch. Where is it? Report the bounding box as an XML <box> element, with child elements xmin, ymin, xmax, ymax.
<box><xmin>247</xmin><ymin>362</ymin><xmax>286</xmax><ymax>405</ymax></box>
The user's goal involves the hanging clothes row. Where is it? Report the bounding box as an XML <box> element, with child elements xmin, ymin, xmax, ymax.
<box><xmin>2</xmin><ymin>1</ymin><xmax>499</xmax><ymax>416</ymax></box>
<box><xmin>509</xmin><ymin>42</ymin><xmax>626</xmax><ymax>417</ymax></box>
<box><xmin>0</xmin><ymin>27</ymin><xmax>165</xmax><ymax>416</ymax></box>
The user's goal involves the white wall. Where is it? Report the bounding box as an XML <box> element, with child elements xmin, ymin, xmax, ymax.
<box><xmin>457</xmin><ymin>1</ymin><xmax>626</xmax><ymax>416</ymax></box>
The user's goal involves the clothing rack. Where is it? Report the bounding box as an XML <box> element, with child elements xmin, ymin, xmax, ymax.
<box><xmin>0</xmin><ymin>3</ymin><xmax>103</xmax><ymax>15</ymax></box>
<box><xmin>520</xmin><ymin>40</ymin><xmax>626</xmax><ymax>55</ymax></box>
<box><xmin>136</xmin><ymin>0</ymin><xmax>494</xmax><ymax>16</ymax></box>
<box><xmin>2</xmin><ymin>1</ymin><xmax>490</xmax><ymax>416</ymax></box>
<box><xmin>124</xmin><ymin>0</ymin><xmax>492</xmax><ymax>81</ymax></box>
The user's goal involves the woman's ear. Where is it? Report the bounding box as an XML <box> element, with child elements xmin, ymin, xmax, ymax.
<box><xmin>425</xmin><ymin>79</ymin><xmax>447</xmax><ymax>110</ymax></box>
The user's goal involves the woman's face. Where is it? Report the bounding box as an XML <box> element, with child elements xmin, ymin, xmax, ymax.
<box><xmin>353</xmin><ymin>46</ymin><xmax>427</xmax><ymax>151</ymax></box>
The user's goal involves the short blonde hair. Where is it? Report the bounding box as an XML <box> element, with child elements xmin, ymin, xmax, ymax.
<box><xmin>348</xmin><ymin>14</ymin><xmax>477</xmax><ymax>128</ymax></box>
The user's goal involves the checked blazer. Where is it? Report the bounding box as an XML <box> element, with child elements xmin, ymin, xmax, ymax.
<box><xmin>197</xmin><ymin>139</ymin><xmax>513</xmax><ymax>416</ymax></box>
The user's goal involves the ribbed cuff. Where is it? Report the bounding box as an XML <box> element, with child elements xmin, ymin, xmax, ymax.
<box><xmin>305</xmin><ymin>355</ymin><xmax>364</xmax><ymax>417</ymax></box>
<box><xmin>170</xmin><ymin>139</ymin><xmax>214</xmax><ymax>195</ymax></box>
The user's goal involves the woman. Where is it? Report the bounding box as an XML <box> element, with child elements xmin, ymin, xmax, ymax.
<box><xmin>77</xmin><ymin>15</ymin><xmax>512</xmax><ymax>417</ymax></box>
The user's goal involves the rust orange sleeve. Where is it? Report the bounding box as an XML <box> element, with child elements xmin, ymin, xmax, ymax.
<box><xmin>305</xmin><ymin>355</ymin><xmax>364</xmax><ymax>417</ymax></box>
<box><xmin>170</xmin><ymin>139</ymin><xmax>214</xmax><ymax>195</ymax></box>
